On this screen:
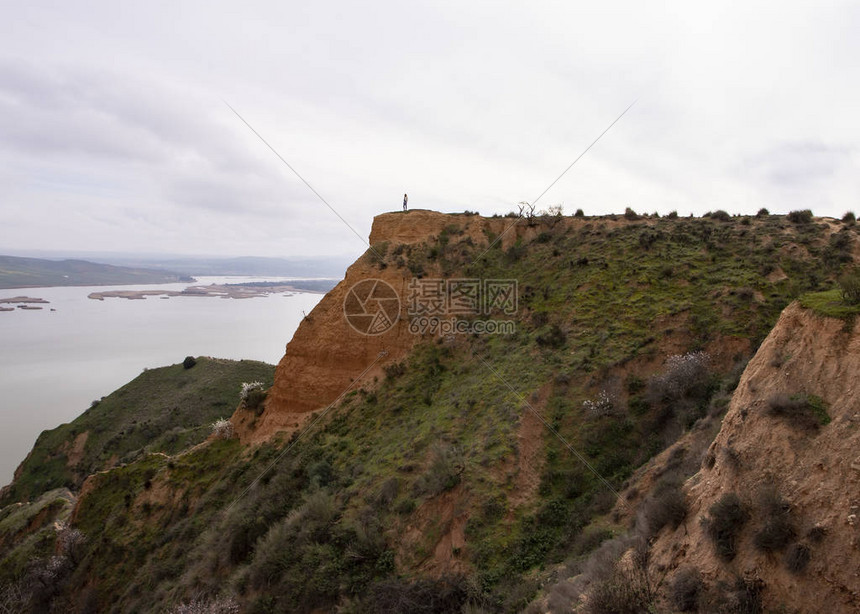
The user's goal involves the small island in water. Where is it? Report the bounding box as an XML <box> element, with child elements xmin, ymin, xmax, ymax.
<box><xmin>88</xmin><ymin>280</ymin><xmax>337</xmax><ymax>301</ymax></box>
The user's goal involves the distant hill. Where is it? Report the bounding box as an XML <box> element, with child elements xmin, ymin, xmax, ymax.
<box><xmin>79</xmin><ymin>254</ymin><xmax>352</xmax><ymax>277</ymax></box>
<box><xmin>0</xmin><ymin>255</ymin><xmax>194</xmax><ymax>289</ymax></box>
<box><xmin>0</xmin><ymin>356</ymin><xmax>274</xmax><ymax>505</ymax></box>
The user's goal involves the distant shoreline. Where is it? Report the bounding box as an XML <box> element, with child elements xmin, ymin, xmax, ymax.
<box><xmin>88</xmin><ymin>282</ymin><xmax>332</xmax><ymax>301</ymax></box>
<box><xmin>0</xmin><ymin>279</ymin><xmax>338</xmax><ymax>312</ymax></box>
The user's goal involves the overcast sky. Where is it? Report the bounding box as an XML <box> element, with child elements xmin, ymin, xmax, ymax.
<box><xmin>1</xmin><ymin>1</ymin><xmax>858</xmax><ymax>260</ymax></box>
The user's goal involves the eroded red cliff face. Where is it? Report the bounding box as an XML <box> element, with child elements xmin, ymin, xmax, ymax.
<box><xmin>646</xmin><ymin>303</ymin><xmax>860</xmax><ymax>612</ymax></box>
<box><xmin>231</xmin><ymin>211</ymin><xmax>500</xmax><ymax>443</ymax></box>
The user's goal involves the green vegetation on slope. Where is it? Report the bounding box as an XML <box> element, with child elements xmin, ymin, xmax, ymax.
<box><xmin>1</xmin><ymin>357</ymin><xmax>274</xmax><ymax>506</ymax></box>
<box><xmin>1</xmin><ymin>213</ymin><xmax>856</xmax><ymax>613</ymax></box>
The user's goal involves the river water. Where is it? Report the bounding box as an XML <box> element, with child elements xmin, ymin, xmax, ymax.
<box><xmin>0</xmin><ymin>277</ymin><xmax>327</xmax><ymax>486</ymax></box>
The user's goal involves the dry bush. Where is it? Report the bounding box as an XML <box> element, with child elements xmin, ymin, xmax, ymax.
<box><xmin>586</xmin><ymin>550</ymin><xmax>654</xmax><ymax>614</ymax></box>
<box><xmin>753</xmin><ymin>488</ymin><xmax>795</xmax><ymax>552</ymax></box>
<box><xmin>638</xmin><ymin>478</ymin><xmax>687</xmax><ymax>539</ymax></box>
<box><xmin>0</xmin><ymin>581</ymin><xmax>28</xmax><ymax>614</ymax></box>
<box><xmin>167</xmin><ymin>595</ymin><xmax>240</xmax><ymax>614</ymax></box>
<box><xmin>670</xmin><ymin>567</ymin><xmax>703</xmax><ymax>612</ymax></box>
<box><xmin>785</xmin><ymin>543</ymin><xmax>811</xmax><ymax>573</ymax></box>
<box><xmin>787</xmin><ymin>209</ymin><xmax>813</xmax><ymax>224</ymax></box>
<box><xmin>707</xmin><ymin>576</ymin><xmax>764</xmax><ymax>614</ymax></box>
<box><xmin>366</xmin><ymin>574</ymin><xmax>471</xmax><ymax>614</ymax></box>
<box><xmin>703</xmin><ymin>492</ymin><xmax>748</xmax><ymax>561</ymax></box>
<box><xmin>539</xmin><ymin>536</ymin><xmax>633</xmax><ymax>613</ymax></box>
<box><xmin>806</xmin><ymin>524</ymin><xmax>827</xmax><ymax>543</ymax></box>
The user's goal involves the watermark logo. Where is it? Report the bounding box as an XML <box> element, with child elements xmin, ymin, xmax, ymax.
<box><xmin>343</xmin><ymin>279</ymin><xmax>401</xmax><ymax>335</ymax></box>
<box><xmin>406</xmin><ymin>278</ymin><xmax>517</xmax><ymax>335</ymax></box>
<box><xmin>344</xmin><ymin>277</ymin><xmax>517</xmax><ymax>336</ymax></box>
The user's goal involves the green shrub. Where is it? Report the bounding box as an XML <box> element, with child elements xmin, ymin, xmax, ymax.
<box><xmin>667</xmin><ymin>210</ymin><xmax>679</xmax><ymax>219</ymax></box>
<box><xmin>710</xmin><ymin>210</ymin><xmax>731</xmax><ymax>222</ymax></box>
<box><xmin>787</xmin><ymin>209</ymin><xmax>813</xmax><ymax>224</ymax></box>
<box><xmin>766</xmin><ymin>393</ymin><xmax>830</xmax><ymax>429</ymax></box>
<box><xmin>412</xmin><ymin>444</ymin><xmax>464</xmax><ymax>497</ymax></box>
<box><xmin>624</xmin><ymin>207</ymin><xmax>640</xmax><ymax>221</ymax></box>
<box><xmin>704</xmin><ymin>493</ymin><xmax>748</xmax><ymax>561</ymax></box>
<box><xmin>838</xmin><ymin>267</ymin><xmax>860</xmax><ymax>305</ymax></box>
<box><xmin>575</xmin><ymin>208</ymin><xmax>585</xmax><ymax>217</ymax></box>
<box><xmin>670</xmin><ymin>567</ymin><xmax>703</xmax><ymax>612</ymax></box>
<box><xmin>842</xmin><ymin>211</ymin><xmax>856</xmax><ymax>224</ymax></box>
<box><xmin>395</xmin><ymin>498</ymin><xmax>416</xmax><ymax>515</ymax></box>
<box><xmin>374</xmin><ymin>477</ymin><xmax>400</xmax><ymax>507</ymax></box>
<box><xmin>384</xmin><ymin>362</ymin><xmax>406</xmax><ymax>378</ymax></box>
<box><xmin>535</xmin><ymin>324</ymin><xmax>566</xmax><ymax>349</ymax></box>
<box><xmin>756</xmin><ymin>208</ymin><xmax>769</xmax><ymax>217</ymax></box>
<box><xmin>505</xmin><ymin>243</ymin><xmax>527</xmax><ymax>263</ymax></box>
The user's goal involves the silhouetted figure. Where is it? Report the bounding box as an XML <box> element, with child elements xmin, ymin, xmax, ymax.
<box><xmin>403</xmin><ymin>193</ymin><xmax>408</xmax><ymax>212</ymax></box>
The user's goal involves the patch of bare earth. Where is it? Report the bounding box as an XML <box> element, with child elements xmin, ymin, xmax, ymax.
<box><xmin>395</xmin><ymin>485</ymin><xmax>470</xmax><ymax>577</ymax></box>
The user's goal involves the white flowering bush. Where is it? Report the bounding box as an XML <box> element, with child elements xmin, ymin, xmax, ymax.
<box><xmin>56</xmin><ymin>524</ymin><xmax>87</xmax><ymax>563</ymax></box>
<box><xmin>583</xmin><ymin>390</ymin><xmax>617</xmax><ymax>418</ymax></box>
<box><xmin>239</xmin><ymin>381</ymin><xmax>264</xmax><ymax>401</ymax></box>
<box><xmin>239</xmin><ymin>381</ymin><xmax>267</xmax><ymax>413</ymax></box>
<box><xmin>648</xmin><ymin>351</ymin><xmax>710</xmax><ymax>403</ymax></box>
<box><xmin>211</xmin><ymin>418</ymin><xmax>234</xmax><ymax>440</ymax></box>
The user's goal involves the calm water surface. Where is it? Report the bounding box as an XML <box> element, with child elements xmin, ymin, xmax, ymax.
<box><xmin>0</xmin><ymin>277</ymin><xmax>325</xmax><ymax>485</ymax></box>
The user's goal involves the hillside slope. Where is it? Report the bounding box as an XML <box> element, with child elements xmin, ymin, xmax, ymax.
<box><xmin>0</xmin><ymin>357</ymin><xmax>274</xmax><ymax>506</ymax></box>
<box><xmin>644</xmin><ymin>302</ymin><xmax>860</xmax><ymax>612</ymax></box>
<box><xmin>1</xmin><ymin>210</ymin><xmax>858</xmax><ymax>613</ymax></box>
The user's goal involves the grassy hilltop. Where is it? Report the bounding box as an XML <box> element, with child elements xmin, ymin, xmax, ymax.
<box><xmin>0</xmin><ymin>210</ymin><xmax>858</xmax><ymax>613</ymax></box>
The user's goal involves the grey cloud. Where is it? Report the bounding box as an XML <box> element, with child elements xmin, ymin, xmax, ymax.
<box><xmin>745</xmin><ymin>141</ymin><xmax>851</xmax><ymax>188</ymax></box>
<box><xmin>2</xmin><ymin>1</ymin><xmax>860</xmax><ymax>256</ymax></box>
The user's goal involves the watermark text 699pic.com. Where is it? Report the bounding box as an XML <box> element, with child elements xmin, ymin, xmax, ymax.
<box><xmin>343</xmin><ymin>278</ymin><xmax>518</xmax><ymax>336</ymax></box>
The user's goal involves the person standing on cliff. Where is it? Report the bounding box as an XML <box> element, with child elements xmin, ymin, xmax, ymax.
<box><xmin>403</xmin><ymin>193</ymin><xmax>408</xmax><ymax>212</ymax></box>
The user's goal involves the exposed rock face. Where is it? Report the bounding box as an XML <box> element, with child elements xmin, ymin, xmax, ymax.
<box><xmin>232</xmin><ymin>210</ymin><xmax>544</xmax><ymax>443</ymax></box>
<box><xmin>650</xmin><ymin>303</ymin><xmax>860</xmax><ymax>613</ymax></box>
